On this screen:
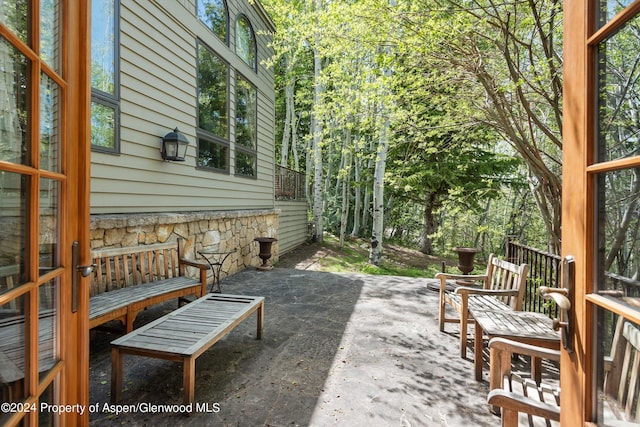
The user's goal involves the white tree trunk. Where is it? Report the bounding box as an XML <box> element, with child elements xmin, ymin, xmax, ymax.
<box><xmin>339</xmin><ymin>127</ymin><xmax>352</xmax><ymax>248</ymax></box>
<box><xmin>361</xmin><ymin>136</ymin><xmax>374</xmax><ymax>232</ymax></box>
<box><xmin>369</xmin><ymin>109</ymin><xmax>389</xmax><ymax>265</ymax></box>
<box><xmin>292</xmin><ymin>112</ymin><xmax>300</xmax><ymax>171</ymax></box>
<box><xmin>280</xmin><ymin>79</ymin><xmax>294</xmax><ymax>167</ymax></box>
<box><xmin>350</xmin><ymin>143</ymin><xmax>361</xmax><ymax>237</ymax></box>
<box><xmin>311</xmin><ymin>29</ymin><xmax>324</xmax><ymax>242</ymax></box>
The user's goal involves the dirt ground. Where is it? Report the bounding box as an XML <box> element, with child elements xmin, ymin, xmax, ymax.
<box><xmin>274</xmin><ymin>239</ymin><xmax>454</xmax><ymax>273</ymax></box>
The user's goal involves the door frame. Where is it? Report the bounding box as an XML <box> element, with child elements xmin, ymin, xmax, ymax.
<box><xmin>65</xmin><ymin>1</ymin><xmax>92</xmax><ymax>423</ymax></box>
<box><xmin>561</xmin><ymin>0</ymin><xmax>591</xmax><ymax>423</ymax></box>
<box><xmin>0</xmin><ymin>1</ymin><xmax>91</xmax><ymax>425</ymax></box>
<box><xmin>562</xmin><ymin>1</ymin><xmax>640</xmax><ymax>424</ymax></box>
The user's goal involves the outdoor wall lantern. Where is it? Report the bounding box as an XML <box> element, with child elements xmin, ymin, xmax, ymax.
<box><xmin>161</xmin><ymin>127</ymin><xmax>189</xmax><ymax>161</ymax></box>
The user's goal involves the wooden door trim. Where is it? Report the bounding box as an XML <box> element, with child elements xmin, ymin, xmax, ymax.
<box><xmin>64</xmin><ymin>1</ymin><xmax>92</xmax><ymax>423</ymax></box>
<box><xmin>562</xmin><ymin>0</ymin><xmax>593</xmax><ymax>424</ymax></box>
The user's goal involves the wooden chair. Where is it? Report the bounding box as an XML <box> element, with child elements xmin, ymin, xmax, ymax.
<box><xmin>486</xmin><ymin>337</ymin><xmax>561</xmax><ymax>427</ymax></box>
<box><xmin>436</xmin><ymin>254</ymin><xmax>530</xmax><ymax>357</ymax></box>
<box><xmin>603</xmin><ymin>317</ymin><xmax>640</xmax><ymax>424</ymax></box>
<box><xmin>487</xmin><ymin>317</ymin><xmax>640</xmax><ymax>426</ymax></box>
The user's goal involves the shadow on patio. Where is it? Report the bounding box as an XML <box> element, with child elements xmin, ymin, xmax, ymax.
<box><xmin>88</xmin><ymin>268</ymin><xmax>513</xmax><ymax>426</ymax></box>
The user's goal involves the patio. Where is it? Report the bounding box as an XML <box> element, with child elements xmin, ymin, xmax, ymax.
<box><xmin>87</xmin><ymin>267</ymin><xmax>554</xmax><ymax>426</ymax></box>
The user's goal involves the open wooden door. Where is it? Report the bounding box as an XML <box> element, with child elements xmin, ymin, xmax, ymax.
<box><xmin>0</xmin><ymin>1</ymin><xmax>91</xmax><ymax>425</ymax></box>
<box><xmin>563</xmin><ymin>0</ymin><xmax>640</xmax><ymax>424</ymax></box>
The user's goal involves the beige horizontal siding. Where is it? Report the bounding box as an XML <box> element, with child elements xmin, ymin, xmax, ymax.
<box><xmin>275</xmin><ymin>200</ymin><xmax>309</xmax><ymax>255</ymax></box>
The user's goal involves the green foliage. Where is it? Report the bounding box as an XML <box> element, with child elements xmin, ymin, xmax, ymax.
<box><xmin>262</xmin><ymin>0</ymin><xmax>563</xmax><ymax>258</ymax></box>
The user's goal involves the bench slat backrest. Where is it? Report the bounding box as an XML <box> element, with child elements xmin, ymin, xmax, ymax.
<box><xmin>605</xmin><ymin>318</ymin><xmax>640</xmax><ymax>422</ymax></box>
<box><xmin>484</xmin><ymin>255</ymin><xmax>529</xmax><ymax>310</ymax></box>
<box><xmin>0</xmin><ymin>264</ymin><xmax>21</xmax><ymax>312</ymax></box>
<box><xmin>90</xmin><ymin>242</ymin><xmax>182</xmax><ymax>296</ymax></box>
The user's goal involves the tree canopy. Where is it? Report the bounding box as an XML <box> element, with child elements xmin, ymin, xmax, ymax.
<box><xmin>261</xmin><ymin>0</ymin><xmax>564</xmax><ymax>257</ymax></box>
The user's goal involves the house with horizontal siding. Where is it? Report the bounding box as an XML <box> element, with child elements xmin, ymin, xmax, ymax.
<box><xmin>89</xmin><ymin>0</ymin><xmax>308</xmax><ymax>273</ymax></box>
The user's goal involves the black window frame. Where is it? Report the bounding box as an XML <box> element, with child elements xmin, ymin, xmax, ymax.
<box><xmin>196</xmin><ymin>40</ymin><xmax>231</xmax><ymax>173</ymax></box>
<box><xmin>90</xmin><ymin>0</ymin><xmax>120</xmax><ymax>154</ymax></box>
<box><xmin>234</xmin><ymin>72</ymin><xmax>258</xmax><ymax>178</ymax></box>
<box><xmin>235</xmin><ymin>14</ymin><xmax>257</xmax><ymax>72</ymax></box>
<box><xmin>197</xmin><ymin>0</ymin><xmax>229</xmax><ymax>45</ymax></box>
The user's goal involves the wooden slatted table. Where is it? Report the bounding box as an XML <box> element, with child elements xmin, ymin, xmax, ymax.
<box><xmin>110</xmin><ymin>293</ymin><xmax>264</xmax><ymax>407</ymax></box>
<box><xmin>470</xmin><ymin>308</ymin><xmax>560</xmax><ymax>388</ymax></box>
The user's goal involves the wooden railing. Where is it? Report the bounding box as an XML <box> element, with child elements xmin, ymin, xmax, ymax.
<box><xmin>506</xmin><ymin>238</ymin><xmax>561</xmax><ymax>317</ymax></box>
<box><xmin>275</xmin><ymin>165</ymin><xmax>306</xmax><ymax>201</ymax></box>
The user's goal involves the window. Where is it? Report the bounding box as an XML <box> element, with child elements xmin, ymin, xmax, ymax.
<box><xmin>90</xmin><ymin>0</ymin><xmax>119</xmax><ymax>153</ymax></box>
<box><xmin>197</xmin><ymin>42</ymin><xmax>230</xmax><ymax>172</ymax></box>
<box><xmin>235</xmin><ymin>74</ymin><xmax>257</xmax><ymax>177</ymax></box>
<box><xmin>197</xmin><ymin>0</ymin><xmax>228</xmax><ymax>43</ymax></box>
<box><xmin>588</xmin><ymin>3</ymin><xmax>640</xmax><ymax>425</ymax></box>
<box><xmin>235</xmin><ymin>15</ymin><xmax>256</xmax><ymax>71</ymax></box>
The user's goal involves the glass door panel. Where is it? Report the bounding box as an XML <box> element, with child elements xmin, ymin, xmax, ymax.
<box><xmin>595</xmin><ymin>308</ymin><xmax>640</xmax><ymax>424</ymax></box>
<box><xmin>40</xmin><ymin>73</ymin><xmax>61</xmax><ymax>173</ymax></box>
<box><xmin>0</xmin><ymin>171</ymin><xmax>29</xmax><ymax>293</ymax></box>
<box><xmin>597</xmin><ymin>1</ymin><xmax>636</xmax><ymax>27</ymax></box>
<box><xmin>596</xmin><ymin>13</ymin><xmax>640</xmax><ymax>163</ymax></box>
<box><xmin>39</xmin><ymin>0</ymin><xmax>60</xmax><ymax>72</ymax></box>
<box><xmin>0</xmin><ymin>37</ymin><xmax>29</xmax><ymax>165</ymax></box>
<box><xmin>0</xmin><ymin>294</ymin><xmax>29</xmax><ymax>425</ymax></box>
<box><xmin>40</xmin><ymin>177</ymin><xmax>60</xmax><ymax>275</ymax></box>
<box><xmin>590</xmin><ymin>1</ymin><xmax>640</xmax><ymax>425</ymax></box>
<box><xmin>38</xmin><ymin>279</ymin><xmax>58</xmax><ymax>382</ymax></box>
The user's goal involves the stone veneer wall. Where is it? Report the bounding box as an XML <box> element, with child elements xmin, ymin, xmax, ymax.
<box><xmin>90</xmin><ymin>209</ymin><xmax>279</xmax><ymax>279</ymax></box>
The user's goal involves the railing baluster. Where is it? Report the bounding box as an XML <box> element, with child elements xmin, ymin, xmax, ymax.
<box><xmin>506</xmin><ymin>239</ymin><xmax>561</xmax><ymax>315</ymax></box>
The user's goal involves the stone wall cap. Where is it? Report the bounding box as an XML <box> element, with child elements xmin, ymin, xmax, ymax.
<box><xmin>91</xmin><ymin>209</ymin><xmax>279</xmax><ymax>228</ymax></box>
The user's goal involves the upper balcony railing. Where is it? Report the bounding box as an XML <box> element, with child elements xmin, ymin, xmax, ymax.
<box><xmin>506</xmin><ymin>237</ymin><xmax>561</xmax><ymax>317</ymax></box>
<box><xmin>275</xmin><ymin>165</ymin><xmax>307</xmax><ymax>201</ymax></box>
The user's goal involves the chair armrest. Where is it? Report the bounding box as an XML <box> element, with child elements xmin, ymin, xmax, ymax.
<box><xmin>489</xmin><ymin>338</ymin><xmax>561</xmax><ymax>362</ymax></box>
<box><xmin>455</xmin><ymin>288</ymin><xmax>520</xmax><ymax>297</ymax></box>
<box><xmin>435</xmin><ymin>272</ymin><xmax>487</xmax><ymax>281</ymax></box>
<box><xmin>487</xmin><ymin>389</ymin><xmax>560</xmax><ymax>421</ymax></box>
<box><xmin>435</xmin><ymin>273</ymin><xmax>487</xmax><ymax>292</ymax></box>
<box><xmin>179</xmin><ymin>258</ymin><xmax>210</xmax><ymax>271</ymax></box>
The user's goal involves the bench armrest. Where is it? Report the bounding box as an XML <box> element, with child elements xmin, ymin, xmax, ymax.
<box><xmin>487</xmin><ymin>389</ymin><xmax>560</xmax><ymax>421</ymax></box>
<box><xmin>489</xmin><ymin>337</ymin><xmax>561</xmax><ymax>361</ymax></box>
<box><xmin>455</xmin><ymin>288</ymin><xmax>520</xmax><ymax>297</ymax></box>
<box><xmin>435</xmin><ymin>272</ymin><xmax>487</xmax><ymax>281</ymax></box>
<box><xmin>179</xmin><ymin>258</ymin><xmax>210</xmax><ymax>271</ymax></box>
<box><xmin>435</xmin><ymin>273</ymin><xmax>487</xmax><ymax>292</ymax></box>
<box><xmin>179</xmin><ymin>258</ymin><xmax>210</xmax><ymax>295</ymax></box>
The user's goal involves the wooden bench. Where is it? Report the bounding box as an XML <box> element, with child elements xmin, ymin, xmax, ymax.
<box><xmin>110</xmin><ymin>293</ymin><xmax>264</xmax><ymax>408</ymax></box>
<box><xmin>603</xmin><ymin>317</ymin><xmax>640</xmax><ymax>424</ymax></box>
<box><xmin>0</xmin><ymin>311</ymin><xmax>57</xmax><ymax>401</ymax></box>
<box><xmin>436</xmin><ymin>254</ymin><xmax>530</xmax><ymax>358</ymax></box>
<box><xmin>90</xmin><ymin>239</ymin><xmax>209</xmax><ymax>332</ymax></box>
<box><xmin>0</xmin><ymin>265</ymin><xmax>21</xmax><ymax>313</ymax></box>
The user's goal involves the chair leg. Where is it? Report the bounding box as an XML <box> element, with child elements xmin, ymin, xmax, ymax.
<box><xmin>460</xmin><ymin>309</ymin><xmax>468</xmax><ymax>358</ymax></box>
<box><xmin>501</xmin><ymin>408</ymin><xmax>518</xmax><ymax>427</ymax></box>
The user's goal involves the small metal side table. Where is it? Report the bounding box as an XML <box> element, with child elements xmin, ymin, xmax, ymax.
<box><xmin>197</xmin><ymin>248</ymin><xmax>237</xmax><ymax>293</ymax></box>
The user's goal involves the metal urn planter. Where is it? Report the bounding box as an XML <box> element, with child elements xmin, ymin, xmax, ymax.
<box><xmin>453</xmin><ymin>247</ymin><xmax>480</xmax><ymax>275</ymax></box>
<box><xmin>254</xmin><ymin>237</ymin><xmax>278</xmax><ymax>271</ymax></box>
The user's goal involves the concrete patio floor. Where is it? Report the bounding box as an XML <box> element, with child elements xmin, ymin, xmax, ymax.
<box><xmin>88</xmin><ymin>268</ymin><xmax>514</xmax><ymax>426</ymax></box>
